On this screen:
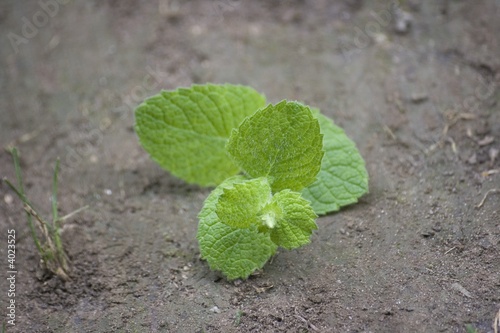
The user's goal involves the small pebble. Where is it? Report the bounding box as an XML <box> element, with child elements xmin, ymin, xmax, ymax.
<box><xmin>4</xmin><ymin>194</ymin><xmax>13</xmax><ymax>205</ymax></box>
<box><xmin>394</xmin><ymin>9</ymin><xmax>413</xmax><ymax>34</ymax></box>
<box><xmin>210</xmin><ymin>306</ymin><xmax>221</xmax><ymax>314</ymax></box>
<box><xmin>489</xmin><ymin>148</ymin><xmax>498</xmax><ymax>164</ymax></box>
<box><xmin>410</xmin><ymin>93</ymin><xmax>428</xmax><ymax>104</ymax></box>
<box><xmin>467</xmin><ymin>153</ymin><xmax>477</xmax><ymax>165</ymax></box>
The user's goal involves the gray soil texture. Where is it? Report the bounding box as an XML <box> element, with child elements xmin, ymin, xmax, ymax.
<box><xmin>1</xmin><ymin>1</ymin><xmax>499</xmax><ymax>332</ymax></box>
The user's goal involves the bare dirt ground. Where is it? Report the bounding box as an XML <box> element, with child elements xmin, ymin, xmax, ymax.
<box><xmin>1</xmin><ymin>1</ymin><xmax>499</xmax><ymax>332</ymax></box>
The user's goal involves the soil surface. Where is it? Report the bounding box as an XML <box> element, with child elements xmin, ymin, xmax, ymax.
<box><xmin>1</xmin><ymin>1</ymin><xmax>499</xmax><ymax>332</ymax></box>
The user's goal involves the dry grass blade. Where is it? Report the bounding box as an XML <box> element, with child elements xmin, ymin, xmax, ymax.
<box><xmin>476</xmin><ymin>189</ymin><xmax>500</xmax><ymax>209</ymax></box>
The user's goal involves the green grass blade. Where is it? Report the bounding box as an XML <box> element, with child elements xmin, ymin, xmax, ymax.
<box><xmin>12</xmin><ymin>148</ymin><xmax>24</xmax><ymax>195</ymax></box>
<box><xmin>9</xmin><ymin>148</ymin><xmax>43</xmax><ymax>254</ymax></box>
<box><xmin>52</xmin><ymin>158</ymin><xmax>60</xmax><ymax>223</ymax></box>
<box><xmin>3</xmin><ymin>179</ymin><xmax>25</xmax><ymax>202</ymax></box>
<box><xmin>51</xmin><ymin>158</ymin><xmax>67</xmax><ymax>270</ymax></box>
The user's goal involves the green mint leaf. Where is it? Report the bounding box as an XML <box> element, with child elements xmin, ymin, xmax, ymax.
<box><xmin>261</xmin><ymin>190</ymin><xmax>318</xmax><ymax>249</ymax></box>
<box><xmin>197</xmin><ymin>176</ymin><xmax>277</xmax><ymax>280</ymax></box>
<box><xmin>135</xmin><ymin>84</ymin><xmax>266</xmax><ymax>186</ymax></box>
<box><xmin>227</xmin><ymin>101</ymin><xmax>324</xmax><ymax>193</ymax></box>
<box><xmin>215</xmin><ymin>177</ymin><xmax>271</xmax><ymax>229</ymax></box>
<box><xmin>302</xmin><ymin>111</ymin><xmax>369</xmax><ymax>215</ymax></box>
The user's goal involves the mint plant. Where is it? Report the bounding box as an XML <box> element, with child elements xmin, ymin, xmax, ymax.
<box><xmin>135</xmin><ymin>84</ymin><xmax>368</xmax><ymax>279</ymax></box>
<box><xmin>135</xmin><ymin>84</ymin><xmax>265</xmax><ymax>186</ymax></box>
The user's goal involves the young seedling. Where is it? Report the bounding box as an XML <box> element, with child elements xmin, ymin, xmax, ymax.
<box><xmin>234</xmin><ymin>310</ymin><xmax>244</xmax><ymax>326</ymax></box>
<box><xmin>4</xmin><ymin>148</ymin><xmax>87</xmax><ymax>281</ymax></box>
<box><xmin>465</xmin><ymin>324</ymin><xmax>479</xmax><ymax>333</ymax></box>
<box><xmin>135</xmin><ymin>84</ymin><xmax>368</xmax><ymax>279</ymax></box>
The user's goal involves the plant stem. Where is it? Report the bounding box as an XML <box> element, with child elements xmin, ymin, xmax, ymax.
<box><xmin>51</xmin><ymin>158</ymin><xmax>68</xmax><ymax>272</ymax></box>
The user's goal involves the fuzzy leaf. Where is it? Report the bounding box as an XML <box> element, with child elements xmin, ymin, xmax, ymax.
<box><xmin>262</xmin><ymin>190</ymin><xmax>318</xmax><ymax>249</ymax></box>
<box><xmin>227</xmin><ymin>101</ymin><xmax>324</xmax><ymax>192</ymax></box>
<box><xmin>135</xmin><ymin>84</ymin><xmax>266</xmax><ymax>186</ymax></box>
<box><xmin>302</xmin><ymin>112</ymin><xmax>369</xmax><ymax>215</ymax></box>
<box><xmin>197</xmin><ymin>176</ymin><xmax>277</xmax><ymax>280</ymax></box>
<box><xmin>216</xmin><ymin>177</ymin><xmax>271</xmax><ymax>229</ymax></box>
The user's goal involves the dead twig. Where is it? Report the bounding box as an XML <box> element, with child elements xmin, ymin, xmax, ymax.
<box><xmin>476</xmin><ymin>189</ymin><xmax>500</xmax><ymax>209</ymax></box>
<box><xmin>445</xmin><ymin>136</ymin><xmax>458</xmax><ymax>154</ymax></box>
<box><xmin>444</xmin><ymin>247</ymin><xmax>456</xmax><ymax>255</ymax></box>
<box><xmin>444</xmin><ymin>112</ymin><xmax>476</xmax><ymax>134</ymax></box>
<box><xmin>252</xmin><ymin>284</ymin><xmax>273</xmax><ymax>294</ymax></box>
<box><xmin>383</xmin><ymin>125</ymin><xmax>397</xmax><ymax>141</ymax></box>
<box><xmin>482</xmin><ymin>169</ymin><xmax>500</xmax><ymax>177</ymax></box>
<box><xmin>426</xmin><ymin>112</ymin><xmax>477</xmax><ymax>155</ymax></box>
